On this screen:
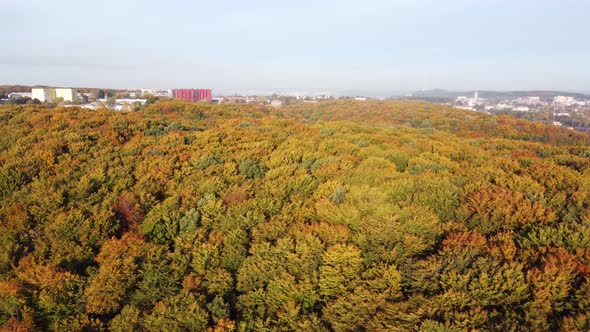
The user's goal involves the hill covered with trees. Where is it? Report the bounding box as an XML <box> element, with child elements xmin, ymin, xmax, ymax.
<box><xmin>0</xmin><ymin>100</ymin><xmax>589</xmax><ymax>331</ymax></box>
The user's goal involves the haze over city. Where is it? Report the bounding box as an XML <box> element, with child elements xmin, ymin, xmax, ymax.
<box><xmin>1</xmin><ymin>0</ymin><xmax>589</xmax><ymax>95</ymax></box>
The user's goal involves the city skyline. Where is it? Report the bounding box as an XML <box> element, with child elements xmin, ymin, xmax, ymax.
<box><xmin>1</xmin><ymin>0</ymin><xmax>589</xmax><ymax>95</ymax></box>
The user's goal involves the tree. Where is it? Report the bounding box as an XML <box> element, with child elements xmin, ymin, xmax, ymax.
<box><xmin>106</xmin><ymin>95</ymin><xmax>117</xmax><ymax>107</ymax></box>
<box><xmin>84</xmin><ymin>234</ymin><xmax>147</xmax><ymax>315</ymax></box>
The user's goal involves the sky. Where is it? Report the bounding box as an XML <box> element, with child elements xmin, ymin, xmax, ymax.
<box><xmin>1</xmin><ymin>0</ymin><xmax>589</xmax><ymax>96</ymax></box>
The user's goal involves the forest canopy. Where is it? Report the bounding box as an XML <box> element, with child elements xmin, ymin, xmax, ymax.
<box><xmin>0</xmin><ymin>100</ymin><xmax>589</xmax><ymax>331</ymax></box>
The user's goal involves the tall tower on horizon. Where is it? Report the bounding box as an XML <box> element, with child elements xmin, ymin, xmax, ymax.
<box><xmin>474</xmin><ymin>91</ymin><xmax>479</xmax><ymax>105</ymax></box>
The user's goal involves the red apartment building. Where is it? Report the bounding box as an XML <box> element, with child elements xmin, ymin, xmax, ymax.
<box><xmin>172</xmin><ymin>89</ymin><xmax>212</xmax><ymax>102</ymax></box>
<box><xmin>196</xmin><ymin>89</ymin><xmax>212</xmax><ymax>102</ymax></box>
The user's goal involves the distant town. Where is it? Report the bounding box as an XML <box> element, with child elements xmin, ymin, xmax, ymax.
<box><xmin>450</xmin><ymin>92</ymin><xmax>587</xmax><ymax>116</ymax></box>
<box><xmin>2</xmin><ymin>86</ymin><xmax>589</xmax><ymax>132</ymax></box>
<box><xmin>0</xmin><ymin>86</ymin><xmax>339</xmax><ymax>111</ymax></box>
<box><xmin>2</xmin><ymin>87</ymin><xmax>212</xmax><ymax>111</ymax></box>
<box><xmin>407</xmin><ymin>90</ymin><xmax>590</xmax><ymax>132</ymax></box>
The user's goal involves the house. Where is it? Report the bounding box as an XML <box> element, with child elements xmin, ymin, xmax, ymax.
<box><xmin>270</xmin><ymin>99</ymin><xmax>283</xmax><ymax>108</ymax></box>
<box><xmin>553</xmin><ymin>96</ymin><xmax>576</xmax><ymax>106</ymax></box>
<box><xmin>513</xmin><ymin>106</ymin><xmax>530</xmax><ymax>112</ymax></box>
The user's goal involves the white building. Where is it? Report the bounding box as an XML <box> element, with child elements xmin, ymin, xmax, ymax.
<box><xmin>455</xmin><ymin>105</ymin><xmax>474</xmax><ymax>111</ymax></box>
<box><xmin>514</xmin><ymin>106</ymin><xmax>530</xmax><ymax>112</ymax></box>
<box><xmin>455</xmin><ymin>95</ymin><xmax>482</xmax><ymax>107</ymax></box>
<box><xmin>515</xmin><ymin>96</ymin><xmax>541</xmax><ymax>105</ymax></box>
<box><xmin>141</xmin><ymin>89</ymin><xmax>172</xmax><ymax>97</ymax></box>
<box><xmin>32</xmin><ymin>88</ymin><xmax>78</xmax><ymax>102</ymax></box>
<box><xmin>95</xmin><ymin>98</ymin><xmax>147</xmax><ymax>111</ymax></box>
<box><xmin>553</xmin><ymin>96</ymin><xmax>576</xmax><ymax>106</ymax></box>
<box><xmin>270</xmin><ymin>99</ymin><xmax>283</xmax><ymax>108</ymax></box>
<box><xmin>32</xmin><ymin>88</ymin><xmax>56</xmax><ymax>102</ymax></box>
<box><xmin>8</xmin><ymin>92</ymin><xmax>32</xmax><ymax>99</ymax></box>
<box><xmin>55</xmin><ymin>88</ymin><xmax>78</xmax><ymax>102</ymax></box>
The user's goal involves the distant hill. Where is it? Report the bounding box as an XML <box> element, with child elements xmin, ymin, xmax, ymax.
<box><xmin>0</xmin><ymin>85</ymin><xmax>36</xmax><ymax>97</ymax></box>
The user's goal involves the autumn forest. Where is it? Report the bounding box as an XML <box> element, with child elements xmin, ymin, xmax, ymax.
<box><xmin>1</xmin><ymin>99</ymin><xmax>589</xmax><ymax>331</ymax></box>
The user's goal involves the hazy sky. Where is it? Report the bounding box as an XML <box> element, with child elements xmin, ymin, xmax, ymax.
<box><xmin>1</xmin><ymin>0</ymin><xmax>589</xmax><ymax>95</ymax></box>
